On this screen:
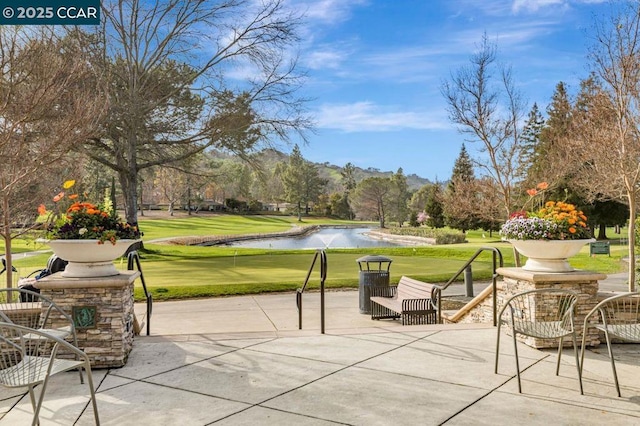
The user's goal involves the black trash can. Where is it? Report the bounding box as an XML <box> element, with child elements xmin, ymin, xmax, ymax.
<box><xmin>356</xmin><ymin>255</ymin><xmax>392</xmax><ymax>314</ymax></box>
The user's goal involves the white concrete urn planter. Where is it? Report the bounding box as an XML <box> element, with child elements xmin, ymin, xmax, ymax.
<box><xmin>508</xmin><ymin>239</ymin><xmax>595</xmax><ymax>273</ymax></box>
<box><xmin>47</xmin><ymin>239</ymin><xmax>140</xmax><ymax>278</ymax></box>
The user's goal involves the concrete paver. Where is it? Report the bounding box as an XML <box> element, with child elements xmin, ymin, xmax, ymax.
<box><xmin>0</xmin><ymin>274</ymin><xmax>638</xmax><ymax>425</ymax></box>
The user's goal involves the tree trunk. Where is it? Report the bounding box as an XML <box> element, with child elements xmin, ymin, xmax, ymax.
<box><xmin>2</xmin><ymin>196</ymin><xmax>14</xmax><ymax>289</ymax></box>
<box><xmin>119</xmin><ymin>170</ymin><xmax>139</xmax><ymax>226</ymax></box>
<box><xmin>378</xmin><ymin>201</ymin><xmax>385</xmax><ymax>228</ymax></box>
<box><xmin>597</xmin><ymin>223</ymin><xmax>608</xmax><ymax>240</ymax></box>
<box><xmin>627</xmin><ymin>198</ymin><xmax>636</xmax><ymax>292</ymax></box>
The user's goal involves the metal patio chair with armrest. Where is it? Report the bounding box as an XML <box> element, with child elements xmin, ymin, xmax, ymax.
<box><xmin>495</xmin><ymin>288</ymin><xmax>582</xmax><ymax>393</ymax></box>
<box><xmin>0</xmin><ymin>287</ymin><xmax>83</xmax><ymax>383</ymax></box>
<box><xmin>0</xmin><ymin>322</ymin><xmax>99</xmax><ymax>425</ymax></box>
<box><xmin>579</xmin><ymin>291</ymin><xmax>640</xmax><ymax>397</ymax></box>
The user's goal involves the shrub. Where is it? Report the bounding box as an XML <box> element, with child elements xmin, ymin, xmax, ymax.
<box><xmin>383</xmin><ymin>227</ymin><xmax>466</xmax><ymax>245</ymax></box>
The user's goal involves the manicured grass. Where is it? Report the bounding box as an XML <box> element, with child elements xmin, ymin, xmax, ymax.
<box><xmin>136</xmin><ymin>213</ymin><xmax>363</xmax><ymax>241</ymax></box>
<box><xmin>3</xmin><ymin>215</ymin><xmax>630</xmax><ymax>301</ymax></box>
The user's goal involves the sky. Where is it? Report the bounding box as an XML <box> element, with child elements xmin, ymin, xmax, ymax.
<box><xmin>286</xmin><ymin>0</ymin><xmax>613</xmax><ymax>181</ymax></box>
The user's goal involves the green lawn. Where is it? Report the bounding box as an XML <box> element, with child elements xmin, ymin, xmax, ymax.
<box><xmin>2</xmin><ymin>215</ymin><xmax>630</xmax><ymax>301</ymax></box>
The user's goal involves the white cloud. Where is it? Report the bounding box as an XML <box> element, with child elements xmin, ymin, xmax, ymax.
<box><xmin>512</xmin><ymin>0</ymin><xmax>607</xmax><ymax>14</ymax></box>
<box><xmin>316</xmin><ymin>102</ymin><xmax>450</xmax><ymax>132</ymax></box>
<box><xmin>304</xmin><ymin>47</ymin><xmax>349</xmax><ymax>70</ymax></box>
<box><xmin>294</xmin><ymin>0</ymin><xmax>369</xmax><ymax>24</ymax></box>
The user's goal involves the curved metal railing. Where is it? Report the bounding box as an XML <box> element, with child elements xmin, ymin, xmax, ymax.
<box><xmin>127</xmin><ymin>251</ymin><xmax>153</xmax><ymax>336</ymax></box>
<box><xmin>436</xmin><ymin>246</ymin><xmax>503</xmax><ymax>325</ymax></box>
<box><xmin>296</xmin><ymin>249</ymin><xmax>327</xmax><ymax>333</ymax></box>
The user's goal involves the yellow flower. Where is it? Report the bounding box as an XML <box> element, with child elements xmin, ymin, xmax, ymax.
<box><xmin>62</xmin><ymin>180</ymin><xmax>76</xmax><ymax>189</ymax></box>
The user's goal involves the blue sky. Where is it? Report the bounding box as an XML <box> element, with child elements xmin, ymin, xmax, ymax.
<box><xmin>288</xmin><ymin>0</ymin><xmax>611</xmax><ymax>181</ymax></box>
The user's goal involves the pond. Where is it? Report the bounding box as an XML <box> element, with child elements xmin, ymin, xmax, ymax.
<box><xmin>225</xmin><ymin>227</ymin><xmax>401</xmax><ymax>249</ymax></box>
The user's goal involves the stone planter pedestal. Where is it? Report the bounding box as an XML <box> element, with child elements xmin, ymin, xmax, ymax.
<box><xmin>496</xmin><ymin>267</ymin><xmax>604</xmax><ymax>349</ymax></box>
<box><xmin>37</xmin><ymin>270</ymin><xmax>139</xmax><ymax>368</ymax></box>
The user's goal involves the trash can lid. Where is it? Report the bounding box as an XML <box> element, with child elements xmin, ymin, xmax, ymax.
<box><xmin>356</xmin><ymin>255</ymin><xmax>392</xmax><ymax>263</ymax></box>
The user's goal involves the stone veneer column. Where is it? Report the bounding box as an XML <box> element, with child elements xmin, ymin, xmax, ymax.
<box><xmin>37</xmin><ymin>270</ymin><xmax>139</xmax><ymax>368</ymax></box>
<box><xmin>496</xmin><ymin>267</ymin><xmax>604</xmax><ymax>349</ymax></box>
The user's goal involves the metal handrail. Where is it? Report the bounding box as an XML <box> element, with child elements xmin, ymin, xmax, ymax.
<box><xmin>296</xmin><ymin>249</ymin><xmax>327</xmax><ymax>333</ymax></box>
<box><xmin>436</xmin><ymin>246</ymin><xmax>503</xmax><ymax>326</ymax></box>
<box><xmin>127</xmin><ymin>251</ymin><xmax>152</xmax><ymax>336</ymax></box>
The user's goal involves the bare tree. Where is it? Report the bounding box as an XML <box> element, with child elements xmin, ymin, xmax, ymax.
<box><xmin>0</xmin><ymin>27</ymin><xmax>106</xmax><ymax>286</ymax></box>
<box><xmin>351</xmin><ymin>177</ymin><xmax>392</xmax><ymax>228</ymax></box>
<box><xmin>565</xmin><ymin>3</ymin><xmax>640</xmax><ymax>290</ymax></box>
<box><xmin>81</xmin><ymin>0</ymin><xmax>310</xmax><ymax>225</ymax></box>
<box><xmin>441</xmin><ymin>34</ymin><xmax>526</xmax><ymax>218</ymax></box>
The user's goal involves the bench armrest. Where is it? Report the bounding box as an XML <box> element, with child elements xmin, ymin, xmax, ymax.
<box><xmin>371</xmin><ymin>285</ymin><xmax>397</xmax><ymax>298</ymax></box>
<box><xmin>401</xmin><ymin>297</ymin><xmax>434</xmax><ymax>312</ymax></box>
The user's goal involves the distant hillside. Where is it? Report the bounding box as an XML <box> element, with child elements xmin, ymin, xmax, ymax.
<box><xmin>255</xmin><ymin>149</ymin><xmax>431</xmax><ymax>191</ymax></box>
<box><xmin>209</xmin><ymin>148</ymin><xmax>432</xmax><ymax>192</ymax></box>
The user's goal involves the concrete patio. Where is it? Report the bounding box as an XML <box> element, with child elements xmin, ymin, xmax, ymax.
<box><xmin>0</xmin><ymin>279</ymin><xmax>638</xmax><ymax>425</ymax></box>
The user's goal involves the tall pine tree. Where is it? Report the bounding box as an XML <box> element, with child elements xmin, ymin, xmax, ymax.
<box><xmin>444</xmin><ymin>144</ymin><xmax>480</xmax><ymax>231</ymax></box>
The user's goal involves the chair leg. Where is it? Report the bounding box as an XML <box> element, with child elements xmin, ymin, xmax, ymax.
<box><xmin>33</xmin><ymin>374</ymin><xmax>52</xmax><ymax>426</ymax></box>
<box><xmin>602</xmin><ymin>330</ymin><xmax>622</xmax><ymax>397</ymax></box>
<box><xmin>579</xmin><ymin>330</ymin><xmax>588</xmax><ymax>395</ymax></box>
<box><xmin>555</xmin><ymin>336</ymin><xmax>564</xmax><ymax>376</ymax></box>
<box><xmin>83</xmin><ymin>360</ymin><xmax>100</xmax><ymax>425</ymax></box>
<box><xmin>27</xmin><ymin>385</ymin><xmax>38</xmax><ymax>425</ymax></box>
<box><xmin>72</xmin><ymin>334</ymin><xmax>85</xmax><ymax>385</ymax></box>
<box><xmin>571</xmin><ymin>331</ymin><xmax>583</xmax><ymax>394</ymax></box>
<box><xmin>495</xmin><ymin>322</ymin><xmax>502</xmax><ymax>374</ymax></box>
<box><xmin>512</xmin><ymin>330</ymin><xmax>522</xmax><ymax>393</ymax></box>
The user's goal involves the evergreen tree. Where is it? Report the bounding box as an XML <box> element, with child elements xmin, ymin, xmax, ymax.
<box><xmin>448</xmin><ymin>144</ymin><xmax>474</xmax><ymax>191</ymax></box>
<box><xmin>425</xmin><ymin>183</ymin><xmax>445</xmax><ymax>228</ymax></box>
<box><xmin>532</xmin><ymin>82</ymin><xmax>573</xmax><ymax>186</ymax></box>
<box><xmin>389</xmin><ymin>168</ymin><xmax>410</xmax><ymax>226</ymax></box>
<box><xmin>281</xmin><ymin>145</ymin><xmax>306</xmax><ymax>221</ymax></box>
<box><xmin>301</xmin><ymin>161</ymin><xmax>327</xmax><ymax>214</ymax></box>
<box><xmin>444</xmin><ymin>144</ymin><xmax>480</xmax><ymax>231</ymax></box>
<box><xmin>409</xmin><ymin>184</ymin><xmax>430</xmax><ymax>212</ymax></box>
<box><xmin>519</xmin><ymin>103</ymin><xmax>545</xmax><ymax>184</ymax></box>
<box><xmin>340</xmin><ymin>162</ymin><xmax>357</xmax><ymax>219</ymax></box>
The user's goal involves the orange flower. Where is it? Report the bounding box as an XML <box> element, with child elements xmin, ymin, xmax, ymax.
<box><xmin>527</xmin><ymin>188</ymin><xmax>538</xmax><ymax>197</ymax></box>
<box><xmin>569</xmin><ymin>227</ymin><xmax>576</xmax><ymax>233</ymax></box>
<box><xmin>536</xmin><ymin>182</ymin><xmax>549</xmax><ymax>190</ymax></box>
<box><xmin>37</xmin><ymin>204</ymin><xmax>47</xmax><ymax>216</ymax></box>
<box><xmin>53</xmin><ymin>192</ymin><xmax>65</xmax><ymax>202</ymax></box>
<box><xmin>68</xmin><ymin>194</ymin><xmax>79</xmax><ymax>200</ymax></box>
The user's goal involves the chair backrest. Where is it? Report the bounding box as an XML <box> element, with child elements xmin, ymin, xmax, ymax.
<box><xmin>594</xmin><ymin>292</ymin><xmax>640</xmax><ymax>341</ymax></box>
<box><xmin>0</xmin><ymin>321</ymin><xmax>84</xmax><ymax>387</ymax></box>
<box><xmin>501</xmin><ymin>288</ymin><xmax>579</xmax><ymax>329</ymax></box>
<box><xmin>0</xmin><ymin>288</ymin><xmax>73</xmax><ymax>332</ymax></box>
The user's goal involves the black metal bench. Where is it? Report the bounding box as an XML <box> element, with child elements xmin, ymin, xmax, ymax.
<box><xmin>370</xmin><ymin>276</ymin><xmax>441</xmax><ymax>325</ymax></box>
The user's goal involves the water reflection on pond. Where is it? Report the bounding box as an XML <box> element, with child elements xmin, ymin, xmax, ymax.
<box><xmin>226</xmin><ymin>227</ymin><xmax>400</xmax><ymax>249</ymax></box>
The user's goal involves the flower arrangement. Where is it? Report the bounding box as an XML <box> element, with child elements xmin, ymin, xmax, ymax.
<box><xmin>39</xmin><ymin>180</ymin><xmax>141</xmax><ymax>245</ymax></box>
<box><xmin>500</xmin><ymin>183</ymin><xmax>591</xmax><ymax>241</ymax></box>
